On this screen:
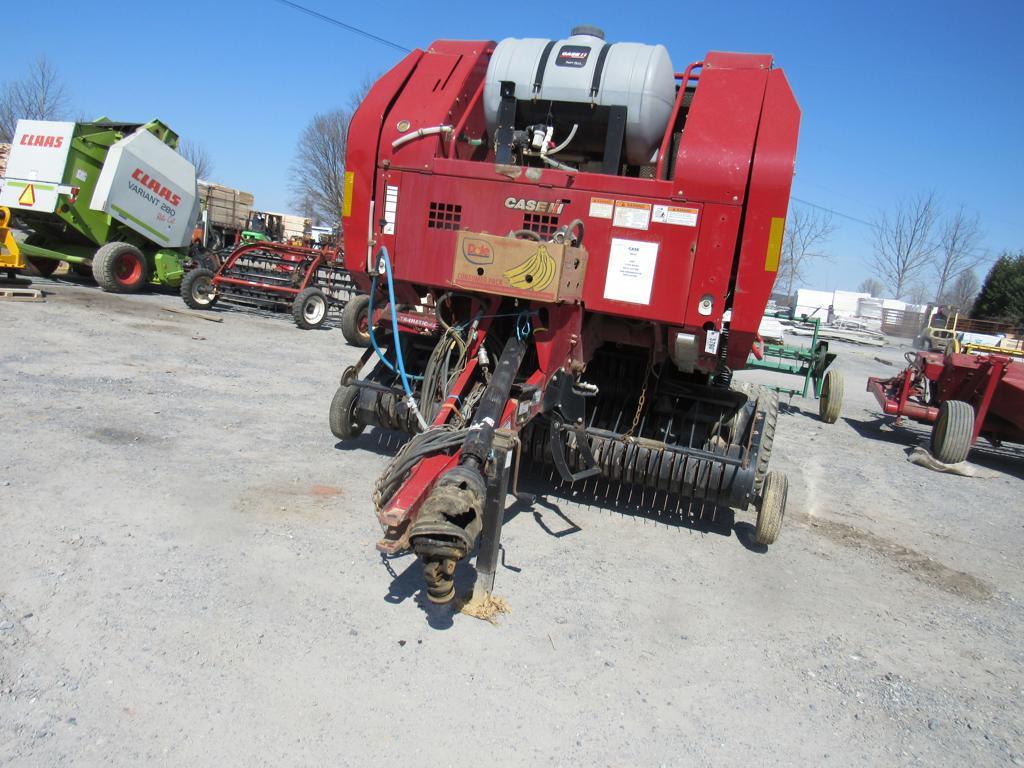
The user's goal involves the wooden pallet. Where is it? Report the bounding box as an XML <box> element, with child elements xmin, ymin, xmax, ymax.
<box><xmin>0</xmin><ymin>286</ymin><xmax>44</xmax><ymax>301</ymax></box>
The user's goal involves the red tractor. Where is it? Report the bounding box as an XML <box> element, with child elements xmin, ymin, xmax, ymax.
<box><xmin>332</xmin><ymin>27</ymin><xmax>800</xmax><ymax>603</ymax></box>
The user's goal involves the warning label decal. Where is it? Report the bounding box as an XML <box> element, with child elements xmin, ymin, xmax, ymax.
<box><xmin>612</xmin><ymin>200</ymin><xmax>652</xmax><ymax>231</ymax></box>
<box><xmin>652</xmin><ymin>204</ymin><xmax>698</xmax><ymax>227</ymax></box>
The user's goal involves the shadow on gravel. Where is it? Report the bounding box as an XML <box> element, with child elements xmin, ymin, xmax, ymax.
<box><xmin>334</xmin><ymin>428</ymin><xmax>409</xmax><ymax>458</ymax></box>
<box><xmin>843</xmin><ymin>415</ymin><xmax>1024</xmax><ymax>480</ymax></box>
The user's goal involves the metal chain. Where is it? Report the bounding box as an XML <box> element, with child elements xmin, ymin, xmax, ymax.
<box><xmin>623</xmin><ymin>357</ymin><xmax>655</xmax><ymax>438</ymax></box>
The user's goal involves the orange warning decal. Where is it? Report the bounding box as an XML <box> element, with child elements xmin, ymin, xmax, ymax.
<box><xmin>18</xmin><ymin>184</ymin><xmax>35</xmax><ymax>207</ymax></box>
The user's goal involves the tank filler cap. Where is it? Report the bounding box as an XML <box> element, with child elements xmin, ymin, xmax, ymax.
<box><xmin>570</xmin><ymin>25</ymin><xmax>605</xmax><ymax>40</ymax></box>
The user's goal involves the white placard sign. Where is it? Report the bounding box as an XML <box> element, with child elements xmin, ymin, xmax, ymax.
<box><xmin>603</xmin><ymin>238</ymin><xmax>659</xmax><ymax>304</ymax></box>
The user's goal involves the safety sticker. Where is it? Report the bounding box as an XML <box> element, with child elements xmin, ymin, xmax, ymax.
<box><xmin>612</xmin><ymin>200</ymin><xmax>651</xmax><ymax>230</ymax></box>
<box><xmin>383</xmin><ymin>185</ymin><xmax>398</xmax><ymax>235</ymax></box>
<box><xmin>652</xmin><ymin>204</ymin><xmax>698</xmax><ymax>227</ymax></box>
<box><xmin>588</xmin><ymin>197</ymin><xmax>613</xmax><ymax>219</ymax></box>
<box><xmin>603</xmin><ymin>238</ymin><xmax>658</xmax><ymax>304</ymax></box>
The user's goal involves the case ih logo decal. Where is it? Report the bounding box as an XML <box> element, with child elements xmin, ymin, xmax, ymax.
<box><xmin>556</xmin><ymin>45</ymin><xmax>591</xmax><ymax>68</ymax></box>
<box><xmin>504</xmin><ymin>197</ymin><xmax>566</xmax><ymax>215</ymax></box>
<box><xmin>130</xmin><ymin>168</ymin><xmax>181</xmax><ymax>208</ymax></box>
<box><xmin>19</xmin><ymin>134</ymin><xmax>65</xmax><ymax>148</ymax></box>
<box><xmin>462</xmin><ymin>238</ymin><xmax>494</xmax><ymax>265</ymax></box>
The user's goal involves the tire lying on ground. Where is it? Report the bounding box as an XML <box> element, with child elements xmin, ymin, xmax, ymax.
<box><xmin>341</xmin><ymin>294</ymin><xmax>371</xmax><ymax>347</ymax></box>
<box><xmin>329</xmin><ymin>384</ymin><xmax>364</xmax><ymax>439</ymax></box>
<box><xmin>931</xmin><ymin>399</ymin><xmax>974</xmax><ymax>464</ymax></box>
<box><xmin>92</xmin><ymin>241</ymin><xmax>148</xmax><ymax>293</ymax></box>
<box><xmin>70</xmin><ymin>262</ymin><xmax>94</xmax><ymax>278</ymax></box>
<box><xmin>181</xmin><ymin>268</ymin><xmax>219</xmax><ymax>310</ymax></box>
<box><xmin>293</xmin><ymin>286</ymin><xmax>329</xmax><ymax>330</ymax></box>
<box><xmin>26</xmin><ymin>256</ymin><xmax>59</xmax><ymax>277</ymax></box>
<box><xmin>818</xmin><ymin>368</ymin><xmax>844</xmax><ymax>424</ymax></box>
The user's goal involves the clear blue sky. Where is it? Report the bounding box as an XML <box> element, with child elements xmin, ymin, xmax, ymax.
<box><xmin>7</xmin><ymin>0</ymin><xmax>1023</xmax><ymax>292</ymax></box>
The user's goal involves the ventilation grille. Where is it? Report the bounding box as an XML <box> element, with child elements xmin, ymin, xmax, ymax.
<box><xmin>428</xmin><ymin>201</ymin><xmax>462</xmax><ymax>230</ymax></box>
<box><xmin>523</xmin><ymin>212</ymin><xmax>559</xmax><ymax>238</ymax></box>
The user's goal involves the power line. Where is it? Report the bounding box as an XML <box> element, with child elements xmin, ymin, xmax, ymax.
<box><xmin>274</xmin><ymin>0</ymin><xmax>411</xmax><ymax>53</ymax></box>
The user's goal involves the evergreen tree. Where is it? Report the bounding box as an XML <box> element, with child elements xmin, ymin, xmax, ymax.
<box><xmin>971</xmin><ymin>251</ymin><xmax>1024</xmax><ymax>323</ymax></box>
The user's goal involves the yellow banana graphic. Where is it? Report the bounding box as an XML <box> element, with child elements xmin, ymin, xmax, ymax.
<box><xmin>504</xmin><ymin>245</ymin><xmax>556</xmax><ymax>292</ymax></box>
<box><xmin>504</xmin><ymin>249</ymin><xmax>543</xmax><ymax>280</ymax></box>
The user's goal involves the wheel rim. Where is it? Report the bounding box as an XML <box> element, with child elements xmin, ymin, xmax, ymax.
<box><xmin>114</xmin><ymin>251</ymin><xmax>143</xmax><ymax>284</ymax></box>
<box><xmin>303</xmin><ymin>295</ymin><xmax>326</xmax><ymax>324</ymax></box>
<box><xmin>358</xmin><ymin>309</ymin><xmax>370</xmax><ymax>334</ymax></box>
<box><xmin>192</xmin><ymin>276</ymin><xmax>213</xmax><ymax>305</ymax></box>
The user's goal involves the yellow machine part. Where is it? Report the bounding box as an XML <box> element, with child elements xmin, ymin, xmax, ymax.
<box><xmin>0</xmin><ymin>207</ymin><xmax>25</xmax><ymax>271</ymax></box>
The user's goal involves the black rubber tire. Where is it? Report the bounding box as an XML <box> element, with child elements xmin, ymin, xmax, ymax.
<box><xmin>732</xmin><ymin>382</ymin><xmax>779</xmax><ymax>494</ymax></box>
<box><xmin>92</xmin><ymin>241</ymin><xmax>148</xmax><ymax>293</ymax></box>
<box><xmin>931</xmin><ymin>400</ymin><xmax>974</xmax><ymax>464</ymax></box>
<box><xmin>293</xmin><ymin>286</ymin><xmax>329</xmax><ymax>330</ymax></box>
<box><xmin>329</xmin><ymin>384</ymin><xmax>364</xmax><ymax>439</ymax></box>
<box><xmin>756</xmin><ymin>470</ymin><xmax>788</xmax><ymax>545</ymax></box>
<box><xmin>26</xmin><ymin>256</ymin><xmax>59</xmax><ymax>277</ymax></box>
<box><xmin>818</xmin><ymin>368</ymin><xmax>844</xmax><ymax>424</ymax></box>
<box><xmin>70</xmin><ymin>261</ymin><xmax>94</xmax><ymax>278</ymax></box>
<box><xmin>180</xmin><ymin>268</ymin><xmax>219</xmax><ymax>310</ymax></box>
<box><xmin>341</xmin><ymin>294</ymin><xmax>371</xmax><ymax>347</ymax></box>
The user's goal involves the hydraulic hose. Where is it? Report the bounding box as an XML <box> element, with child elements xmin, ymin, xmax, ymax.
<box><xmin>391</xmin><ymin>125</ymin><xmax>453</xmax><ymax>150</ymax></box>
<box><xmin>375</xmin><ymin>247</ymin><xmax>429</xmax><ymax>431</ymax></box>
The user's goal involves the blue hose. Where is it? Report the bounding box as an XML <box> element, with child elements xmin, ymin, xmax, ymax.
<box><xmin>366</xmin><ymin>260</ymin><xmax>423</xmax><ymax>381</ymax></box>
<box><xmin>370</xmin><ymin>247</ymin><xmax>427</xmax><ymax>430</ymax></box>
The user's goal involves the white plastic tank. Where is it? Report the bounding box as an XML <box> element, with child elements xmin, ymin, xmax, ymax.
<box><xmin>484</xmin><ymin>27</ymin><xmax>676</xmax><ymax>166</ymax></box>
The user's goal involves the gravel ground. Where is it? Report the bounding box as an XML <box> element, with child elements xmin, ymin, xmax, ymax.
<box><xmin>1</xmin><ymin>277</ymin><xmax>1022</xmax><ymax>766</ymax></box>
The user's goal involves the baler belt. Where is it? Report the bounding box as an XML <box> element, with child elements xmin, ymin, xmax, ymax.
<box><xmin>589</xmin><ymin>43</ymin><xmax>615</xmax><ymax>97</ymax></box>
<box><xmin>532</xmin><ymin>40</ymin><xmax>558</xmax><ymax>94</ymax></box>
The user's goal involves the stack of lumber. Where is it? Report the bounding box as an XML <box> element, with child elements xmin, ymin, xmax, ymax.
<box><xmin>200</xmin><ymin>181</ymin><xmax>254</xmax><ymax>229</ymax></box>
<box><xmin>263</xmin><ymin>211</ymin><xmax>311</xmax><ymax>241</ymax></box>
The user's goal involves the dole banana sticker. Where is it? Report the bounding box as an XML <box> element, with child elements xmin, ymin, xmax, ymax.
<box><xmin>503</xmin><ymin>244</ymin><xmax>556</xmax><ymax>292</ymax></box>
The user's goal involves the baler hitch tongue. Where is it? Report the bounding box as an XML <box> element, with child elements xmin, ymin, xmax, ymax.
<box><xmin>409</xmin><ymin>335</ymin><xmax>528</xmax><ymax>603</ymax></box>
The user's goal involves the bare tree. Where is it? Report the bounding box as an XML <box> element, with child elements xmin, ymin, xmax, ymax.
<box><xmin>933</xmin><ymin>206</ymin><xmax>983</xmax><ymax>301</ymax></box>
<box><xmin>777</xmin><ymin>204</ymin><xmax>836</xmax><ymax>297</ymax></box>
<box><xmin>870</xmin><ymin>192</ymin><xmax>939</xmax><ymax>299</ymax></box>
<box><xmin>0</xmin><ymin>57</ymin><xmax>71</xmax><ymax>142</ymax></box>
<box><xmin>180</xmin><ymin>139</ymin><xmax>214</xmax><ymax>180</ymax></box>
<box><xmin>857</xmin><ymin>277</ymin><xmax>885</xmax><ymax>297</ymax></box>
<box><xmin>290</xmin><ymin>81</ymin><xmax>374</xmax><ymax>226</ymax></box>
<box><xmin>945</xmin><ymin>268</ymin><xmax>980</xmax><ymax>313</ymax></box>
<box><xmin>290</xmin><ymin>108</ymin><xmax>350</xmax><ymax>226</ymax></box>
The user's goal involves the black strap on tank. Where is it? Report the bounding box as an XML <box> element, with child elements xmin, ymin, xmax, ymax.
<box><xmin>532</xmin><ymin>40</ymin><xmax>557</xmax><ymax>95</ymax></box>
<box><xmin>589</xmin><ymin>43</ymin><xmax>615</xmax><ymax>98</ymax></box>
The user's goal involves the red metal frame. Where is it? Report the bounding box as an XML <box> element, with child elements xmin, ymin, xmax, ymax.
<box><xmin>868</xmin><ymin>351</ymin><xmax>1024</xmax><ymax>445</ymax></box>
<box><xmin>211</xmin><ymin>242</ymin><xmax>337</xmax><ymax>297</ymax></box>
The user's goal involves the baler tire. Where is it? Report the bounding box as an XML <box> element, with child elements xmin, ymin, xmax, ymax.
<box><xmin>931</xmin><ymin>400</ymin><xmax>974</xmax><ymax>464</ymax></box>
<box><xmin>329</xmin><ymin>384</ymin><xmax>364</xmax><ymax>439</ymax></box>
<box><xmin>181</xmin><ymin>268</ymin><xmax>219</xmax><ymax>310</ymax></box>
<box><xmin>92</xmin><ymin>242</ymin><xmax>148</xmax><ymax>293</ymax></box>
<box><xmin>341</xmin><ymin>294</ymin><xmax>372</xmax><ymax>347</ymax></box>
<box><xmin>27</xmin><ymin>256</ymin><xmax>59</xmax><ymax>277</ymax></box>
<box><xmin>756</xmin><ymin>470</ymin><xmax>788</xmax><ymax>546</ymax></box>
<box><xmin>293</xmin><ymin>287</ymin><xmax>328</xmax><ymax>330</ymax></box>
<box><xmin>818</xmin><ymin>368</ymin><xmax>844</xmax><ymax>424</ymax></box>
<box><xmin>732</xmin><ymin>382</ymin><xmax>778</xmax><ymax>494</ymax></box>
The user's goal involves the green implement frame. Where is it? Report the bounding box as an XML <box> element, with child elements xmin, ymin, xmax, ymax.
<box><xmin>746</xmin><ymin>315</ymin><xmax>844</xmax><ymax>423</ymax></box>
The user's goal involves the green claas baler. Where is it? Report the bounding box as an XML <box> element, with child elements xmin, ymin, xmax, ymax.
<box><xmin>0</xmin><ymin>118</ymin><xmax>200</xmax><ymax>292</ymax></box>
